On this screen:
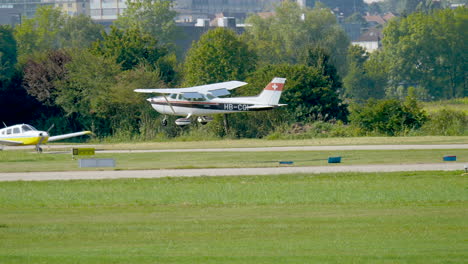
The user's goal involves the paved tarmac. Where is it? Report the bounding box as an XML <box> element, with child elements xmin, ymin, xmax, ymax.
<box><xmin>0</xmin><ymin>163</ymin><xmax>465</xmax><ymax>182</ymax></box>
<box><xmin>97</xmin><ymin>144</ymin><xmax>468</xmax><ymax>153</ymax></box>
<box><xmin>3</xmin><ymin>144</ymin><xmax>468</xmax><ymax>152</ymax></box>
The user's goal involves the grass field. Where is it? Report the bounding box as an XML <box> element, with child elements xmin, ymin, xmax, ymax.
<box><xmin>423</xmin><ymin>97</ymin><xmax>468</xmax><ymax>114</ymax></box>
<box><xmin>0</xmin><ymin>148</ymin><xmax>466</xmax><ymax>172</ymax></box>
<box><xmin>83</xmin><ymin>136</ymin><xmax>468</xmax><ymax>150</ymax></box>
<box><xmin>0</xmin><ymin>171</ymin><xmax>466</xmax><ymax>263</ymax></box>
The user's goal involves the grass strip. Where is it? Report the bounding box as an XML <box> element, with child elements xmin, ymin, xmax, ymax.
<box><xmin>0</xmin><ymin>149</ymin><xmax>466</xmax><ymax>172</ymax></box>
<box><xmin>0</xmin><ymin>171</ymin><xmax>466</xmax><ymax>263</ymax></box>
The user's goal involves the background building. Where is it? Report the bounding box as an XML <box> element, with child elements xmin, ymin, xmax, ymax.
<box><xmin>90</xmin><ymin>0</ymin><xmax>283</xmax><ymax>22</ymax></box>
<box><xmin>0</xmin><ymin>6</ymin><xmax>21</xmax><ymax>26</ymax></box>
<box><xmin>54</xmin><ymin>0</ymin><xmax>89</xmax><ymax>16</ymax></box>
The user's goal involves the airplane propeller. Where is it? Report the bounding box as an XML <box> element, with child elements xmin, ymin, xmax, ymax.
<box><xmin>36</xmin><ymin>124</ymin><xmax>55</xmax><ymax>153</ymax></box>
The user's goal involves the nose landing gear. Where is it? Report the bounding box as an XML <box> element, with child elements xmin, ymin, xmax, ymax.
<box><xmin>197</xmin><ymin>116</ymin><xmax>213</xmax><ymax>125</ymax></box>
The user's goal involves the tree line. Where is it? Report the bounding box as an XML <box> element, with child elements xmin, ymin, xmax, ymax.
<box><xmin>0</xmin><ymin>1</ymin><xmax>466</xmax><ymax>140</ymax></box>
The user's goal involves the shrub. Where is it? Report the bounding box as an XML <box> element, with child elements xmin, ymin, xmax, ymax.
<box><xmin>420</xmin><ymin>108</ymin><xmax>467</xmax><ymax>136</ymax></box>
<box><xmin>350</xmin><ymin>97</ymin><xmax>428</xmax><ymax>136</ymax></box>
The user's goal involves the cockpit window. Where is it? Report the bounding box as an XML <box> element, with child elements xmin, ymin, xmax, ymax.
<box><xmin>22</xmin><ymin>125</ymin><xmax>35</xmax><ymax>132</ymax></box>
<box><xmin>193</xmin><ymin>95</ymin><xmax>206</xmax><ymax>102</ymax></box>
<box><xmin>178</xmin><ymin>94</ymin><xmax>187</xmax><ymax>101</ymax></box>
<box><xmin>206</xmin><ymin>94</ymin><xmax>215</xmax><ymax>100</ymax></box>
<box><xmin>170</xmin><ymin>94</ymin><xmax>177</xmax><ymax>99</ymax></box>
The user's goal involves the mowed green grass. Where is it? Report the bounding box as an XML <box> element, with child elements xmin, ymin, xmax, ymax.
<box><xmin>0</xmin><ymin>149</ymin><xmax>467</xmax><ymax>172</ymax></box>
<box><xmin>0</xmin><ymin>171</ymin><xmax>466</xmax><ymax>263</ymax></box>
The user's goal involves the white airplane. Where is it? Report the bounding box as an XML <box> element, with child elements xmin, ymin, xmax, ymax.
<box><xmin>135</xmin><ymin>77</ymin><xmax>287</xmax><ymax>126</ymax></box>
<box><xmin>0</xmin><ymin>124</ymin><xmax>91</xmax><ymax>152</ymax></box>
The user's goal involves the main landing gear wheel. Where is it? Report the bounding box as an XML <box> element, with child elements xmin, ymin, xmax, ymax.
<box><xmin>35</xmin><ymin>146</ymin><xmax>43</xmax><ymax>153</ymax></box>
<box><xmin>161</xmin><ymin>118</ymin><xmax>168</xmax><ymax>126</ymax></box>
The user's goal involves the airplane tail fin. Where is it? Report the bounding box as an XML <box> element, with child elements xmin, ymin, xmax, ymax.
<box><xmin>255</xmin><ymin>77</ymin><xmax>286</xmax><ymax>105</ymax></box>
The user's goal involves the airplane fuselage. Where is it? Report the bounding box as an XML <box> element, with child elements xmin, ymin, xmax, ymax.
<box><xmin>0</xmin><ymin>124</ymin><xmax>49</xmax><ymax>146</ymax></box>
<box><xmin>148</xmin><ymin>96</ymin><xmax>271</xmax><ymax>116</ymax></box>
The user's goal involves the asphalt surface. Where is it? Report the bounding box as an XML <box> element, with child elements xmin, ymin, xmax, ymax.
<box><xmin>0</xmin><ymin>163</ymin><xmax>465</xmax><ymax>182</ymax></box>
<box><xmin>96</xmin><ymin>144</ymin><xmax>468</xmax><ymax>153</ymax></box>
<box><xmin>4</xmin><ymin>144</ymin><xmax>468</xmax><ymax>153</ymax></box>
<box><xmin>3</xmin><ymin>144</ymin><xmax>468</xmax><ymax>152</ymax></box>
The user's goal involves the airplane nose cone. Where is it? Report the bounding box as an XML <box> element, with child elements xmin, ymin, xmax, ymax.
<box><xmin>147</xmin><ymin>98</ymin><xmax>153</xmax><ymax>103</ymax></box>
<box><xmin>39</xmin><ymin>132</ymin><xmax>49</xmax><ymax>137</ymax></box>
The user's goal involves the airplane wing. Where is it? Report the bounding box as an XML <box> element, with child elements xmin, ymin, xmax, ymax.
<box><xmin>48</xmin><ymin>131</ymin><xmax>92</xmax><ymax>142</ymax></box>
<box><xmin>0</xmin><ymin>139</ymin><xmax>23</xmax><ymax>146</ymax></box>
<box><xmin>134</xmin><ymin>81</ymin><xmax>248</xmax><ymax>94</ymax></box>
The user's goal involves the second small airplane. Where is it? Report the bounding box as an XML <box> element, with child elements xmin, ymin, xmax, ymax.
<box><xmin>0</xmin><ymin>124</ymin><xmax>91</xmax><ymax>152</ymax></box>
<box><xmin>135</xmin><ymin>77</ymin><xmax>287</xmax><ymax>126</ymax></box>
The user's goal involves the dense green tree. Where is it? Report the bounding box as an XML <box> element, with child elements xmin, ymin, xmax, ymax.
<box><xmin>15</xmin><ymin>6</ymin><xmax>104</xmax><ymax>58</ymax></box>
<box><xmin>244</xmin><ymin>1</ymin><xmax>349</xmax><ymax>75</ymax></box>
<box><xmin>51</xmin><ymin>50</ymin><xmax>166</xmax><ymax>137</ymax></box>
<box><xmin>54</xmin><ymin>51</ymin><xmax>121</xmax><ymax>134</ymax></box>
<box><xmin>57</xmin><ymin>14</ymin><xmax>104</xmax><ymax>49</ymax></box>
<box><xmin>14</xmin><ymin>6</ymin><xmax>63</xmax><ymax>56</ymax></box>
<box><xmin>0</xmin><ymin>25</ymin><xmax>17</xmax><ymax>89</ymax></box>
<box><xmin>382</xmin><ymin>8</ymin><xmax>467</xmax><ymax>99</ymax></box>
<box><xmin>91</xmin><ymin>26</ymin><xmax>175</xmax><ymax>83</ymax></box>
<box><xmin>300</xmin><ymin>46</ymin><xmax>342</xmax><ymax>92</ymax></box>
<box><xmin>343</xmin><ymin>45</ymin><xmax>386</xmax><ymax>100</ymax></box>
<box><xmin>94</xmin><ymin>65</ymin><xmax>164</xmax><ymax>138</ymax></box>
<box><xmin>114</xmin><ymin>0</ymin><xmax>177</xmax><ymax>45</ymax></box>
<box><xmin>363</xmin><ymin>51</ymin><xmax>388</xmax><ymax>99</ymax></box>
<box><xmin>184</xmin><ymin>27</ymin><xmax>256</xmax><ymax>86</ymax></box>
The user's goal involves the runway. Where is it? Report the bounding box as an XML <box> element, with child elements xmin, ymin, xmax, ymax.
<box><xmin>0</xmin><ymin>163</ymin><xmax>464</xmax><ymax>182</ymax></box>
<box><xmin>3</xmin><ymin>144</ymin><xmax>468</xmax><ymax>152</ymax></box>
<box><xmin>96</xmin><ymin>144</ymin><xmax>468</xmax><ymax>153</ymax></box>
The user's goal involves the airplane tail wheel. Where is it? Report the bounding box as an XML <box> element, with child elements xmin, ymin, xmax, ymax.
<box><xmin>162</xmin><ymin>119</ymin><xmax>168</xmax><ymax>126</ymax></box>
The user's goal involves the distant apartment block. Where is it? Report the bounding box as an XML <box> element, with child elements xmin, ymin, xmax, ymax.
<box><xmin>0</xmin><ymin>6</ymin><xmax>21</xmax><ymax>25</ymax></box>
<box><xmin>0</xmin><ymin>0</ymin><xmax>87</xmax><ymax>22</ymax></box>
<box><xmin>90</xmin><ymin>0</ymin><xmax>283</xmax><ymax>22</ymax></box>
<box><xmin>54</xmin><ymin>0</ymin><xmax>89</xmax><ymax>16</ymax></box>
<box><xmin>0</xmin><ymin>0</ymin><xmax>52</xmax><ymax>18</ymax></box>
<box><xmin>1</xmin><ymin>0</ymin><xmax>330</xmax><ymax>24</ymax></box>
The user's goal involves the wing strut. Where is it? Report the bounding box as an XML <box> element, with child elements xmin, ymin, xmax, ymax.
<box><xmin>163</xmin><ymin>95</ymin><xmax>176</xmax><ymax>114</ymax></box>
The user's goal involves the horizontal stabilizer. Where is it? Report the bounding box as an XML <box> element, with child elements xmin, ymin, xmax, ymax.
<box><xmin>48</xmin><ymin>131</ymin><xmax>92</xmax><ymax>142</ymax></box>
<box><xmin>0</xmin><ymin>139</ymin><xmax>23</xmax><ymax>146</ymax></box>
